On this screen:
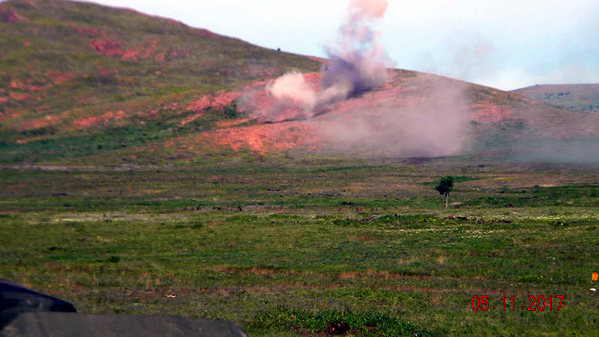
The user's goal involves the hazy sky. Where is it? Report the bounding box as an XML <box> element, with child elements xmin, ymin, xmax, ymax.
<box><xmin>72</xmin><ymin>0</ymin><xmax>599</xmax><ymax>90</ymax></box>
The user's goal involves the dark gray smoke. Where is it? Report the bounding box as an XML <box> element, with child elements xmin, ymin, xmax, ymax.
<box><xmin>320</xmin><ymin>0</ymin><xmax>392</xmax><ymax>101</ymax></box>
<box><xmin>267</xmin><ymin>0</ymin><xmax>392</xmax><ymax>108</ymax></box>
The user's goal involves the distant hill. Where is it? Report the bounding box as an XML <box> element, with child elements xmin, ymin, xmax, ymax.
<box><xmin>512</xmin><ymin>84</ymin><xmax>599</xmax><ymax>113</ymax></box>
<box><xmin>1</xmin><ymin>0</ymin><xmax>598</xmax><ymax>165</ymax></box>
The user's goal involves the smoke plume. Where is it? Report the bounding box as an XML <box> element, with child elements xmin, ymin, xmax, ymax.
<box><xmin>267</xmin><ymin>72</ymin><xmax>317</xmax><ymax>109</ymax></box>
<box><xmin>267</xmin><ymin>0</ymin><xmax>392</xmax><ymax>110</ymax></box>
<box><xmin>318</xmin><ymin>77</ymin><xmax>472</xmax><ymax>158</ymax></box>
<box><xmin>320</xmin><ymin>0</ymin><xmax>392</xmax><ymax>101</ymax></box>
<box><xmin>260</xmin><ymin>0</ymin><xmax>473</xmax><ymax>158</ymax></box>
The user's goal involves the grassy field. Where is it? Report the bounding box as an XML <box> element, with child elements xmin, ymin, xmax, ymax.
<box><xmin>2</xmin><ymin>2</ymin><xmax>599</xmax><ymax>335</ymax></box>
<box><xmin>1</xmin><ymin>157</ymin><xmax>599</xmax><ymax>336</ymax></box>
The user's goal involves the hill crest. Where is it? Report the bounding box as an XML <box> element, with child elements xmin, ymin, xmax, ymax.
<box><xmin>512</xmin><ymin>84</ymin><xmax>599</xmax><ymax>113</ymax></box>
<box><xmin>0</xmin><ymin>0</ymin><xmax>598</xmax><ymax>165</ymax></box>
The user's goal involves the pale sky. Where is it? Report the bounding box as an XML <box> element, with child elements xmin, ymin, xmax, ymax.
<box><xmin>68</xmin><ymin>0</ymin><xmax>599</xmax><ymax>90</ymax></box>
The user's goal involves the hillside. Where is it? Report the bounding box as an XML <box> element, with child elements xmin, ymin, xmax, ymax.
<box><xmin>512</xmin><ymin>84</ymin><xmax>599</xmax><ymax>113</ymax></box>
<box><xmin>1</xmin><ymin>0</ymin><xmax>598</xmax><ymax>166</ymax></box>
<box><xmin>0</xmin><ymin>0</ymin><xmax>319</xmax><ymax>164</ymax></box>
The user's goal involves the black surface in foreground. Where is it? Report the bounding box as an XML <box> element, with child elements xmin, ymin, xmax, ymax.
<box><xmin>0</xmin><ymin>279</ymin><xmax>247</xmax><ymax>337</ymax></box>
<box><xmin>2</xmin><ymin>312</ymin><xmax>248</xmax><ymax>337</ymax></box>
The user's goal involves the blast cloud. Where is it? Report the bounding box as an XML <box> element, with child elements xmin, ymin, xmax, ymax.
<box><xmin>263</xmin><ymin>0</ymin><xmax>473</xmax><ymax>158</ymax></box>
<box><xmin>268</xmin><ymin>0</ymin><xmax>392</xmax><ymax>108</ymax></box>
<box><xmin>267</xmin><ymin>72</ymin><xmax>316</xmax><ymax>109</ymax></box>
<box><xmin>318</xmin><ymin>77</ymin><xmax>472</xmax><ymax>158</ymax></box>
<box><xmin>320</xmin><ymin>0</ymin><xmax>391</xmax><ymax>100</ymax></box>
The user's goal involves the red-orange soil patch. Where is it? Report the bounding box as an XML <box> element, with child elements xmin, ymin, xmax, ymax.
<box><xmin>73</xmin><ymin>116</ymin><xmax>100</xmax><ymax>128</ymax></box>
<box><xmin>179</xmin><ymin>113</ymin><xmax>204</xmax><ymax>127</ymax></box>
<box><xmin>154</xmin><ymin>53</ymin><xmax>165</xmax><ymax>63</ymax></box>
<box><xmin>19</xmin><ymin>115</ymin><xmax>58</xmax><ymax>131</ymax></box>
<box><xmin>185</xmin><ymin>91</ymin><xmax>239</xmax><ymax>114</ymax></box>
<box><xmin>72</xmin><ymin>111</ymin><xmax>126</xmax><ymax>128</ymax></box>
<box><xmin>9</xmin><ymin>92</ymin><xmax>31</xmax><ymax>101</ymax></box>
<box><xmin>211</xmin><ymin>92</ymin><xmax>239</xmax><ymax>109</ymax></box>
<box><xmin>185</xmin><ymin>95</ymin><xmax>211</xmax><ymax>113</ymax></box>
<box><xmin>0</xmin><ymin>109</ymin><xmax>24</xmax><ymax>120</ymax></box>
<box><xmin>10</xmin><ymin>79</ymin><xmax>47</xmax><ymax>92</ymax></box>
<box><xmin>45</xmin><ymin>71</ymin><xmax>75</xmax><ymax>85</ymax></box>
<box><xmin>121</xmin><ymin>49</ymin><xmax>138</xmax><ymax>61</ymax></box>
<box><xmin>471</xmin><ymin>103</ymin><xmax>513</xmax><ymax>122</ymax></box>
<box><xmin>197</xmin><ymin>121</ymin><xmax>319</xmax><ymax>154</ymax></box>
<box><xmin>90</xmin><ymin>39</ymin><xmax>125</xmax><ymax>57</ymax></box>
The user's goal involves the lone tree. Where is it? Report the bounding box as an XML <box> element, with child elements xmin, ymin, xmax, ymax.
<box><xmin>435</xmin><ymin>176</ymin><xmax>454</xmax><ymax>208</ymax></box>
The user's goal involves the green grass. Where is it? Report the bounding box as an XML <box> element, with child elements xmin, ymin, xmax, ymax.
<box><xmin>2</xmin><ymin>1</ymin><xmax>599</xmax><ymax>335</ymax></box>
<box><xmin>0</xmin><ymin>0</ymin><xmax>320</xmax><ymax>160</ymax></box>
<box><xmin>1</xmin><ymin>158</ymin><xmax>599</xmax><ymax>335</ymax></box>
<box><xmin>246</xmin><ymin>308</ymin><xmax>426</xmax><ymax>336</ymax></box>
<box><xmin>0</xmin><ymin>103</ymin><xmax>242</xmax><ymax>163</ymax></box>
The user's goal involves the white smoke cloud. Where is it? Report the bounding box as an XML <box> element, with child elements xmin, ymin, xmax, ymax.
<box><xmin>318</xmin><ymin>76</ymin><xmax>472</xmax><ymax>158</ymax></box>
<box><xmin>267</xmin><ymin>72</ymin><xmax>317</xmax><ymax>109</ymax></box>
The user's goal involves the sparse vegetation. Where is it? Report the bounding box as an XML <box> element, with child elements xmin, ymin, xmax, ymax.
<box><xmin>1</xmin><ymin>158</ymin><xmax>599</xmax><ymax>336</ymax></box>
<box><xmin>1</xmin><ymin>1</ymin><xmax>599</xmax><ymax>336</ymax></box>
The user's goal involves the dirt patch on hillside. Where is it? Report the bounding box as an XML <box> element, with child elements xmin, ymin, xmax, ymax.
<box><xmin>45</xmin><ymin>71</ymin><xmax>75</xmax><ymax>85</ymax></box>
<box><xmin>90</xmin><ymin>39</ymin><xmax>125</xmax><ymax>57</ymax></box>
<box><xmin>179</xmin><ymin>113</ymin><xmax>205</xmax><ymax>127</ymax></box>
<box><xmin>73</xmin><ymin>111</ymin><xmax>126</xmax><ymax>128</ymax></box>
<box><xmin>471</xmin><ymin>103</ymin><xmax>513</xmax><ymax>122</ymax></box>
<box><xmin>9</xmin><ymin>92</ymin><xmax>31</xmax><ymax>101</ymax></box>
<box><xmin>196</xmin><ymin>121</ymin><xmax>319</xmax><ymax>154</ymax></box>
<box><xmin>10</xmin><ymin>79</ymin><xmax>48</xmax><ymax>92</ymax></box>
<box><xmin>186</xmin><ymin>92</ymin><xmax>239</xmax><ymax>113</ymax></box>
<box><xmin>19</xmin><ymin>115</ymin><xmax>59</xmax><ymax>131</ymax></box>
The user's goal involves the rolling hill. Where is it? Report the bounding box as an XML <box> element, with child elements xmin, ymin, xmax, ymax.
<box><xmin>512</xmin><ymin>84</ymin><xmax>599</xmax><ymax>113</ymax></box>
<box><xmin>1</xmin><ymin>0</ymin><xmax>598</xmax><ymax>166</ymax></box>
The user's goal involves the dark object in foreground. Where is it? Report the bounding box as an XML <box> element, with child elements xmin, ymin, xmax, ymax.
<box><xmin>0</xmin><ymin>278</ymin><xmax>77</xmax><ymax>329</ymax></box>
<box><xmin>2</xmin><ymin>312</ymin><xmax>248</xmax><ymax>337</ymax></box>
<box><xmin>1</xmin><ymin>279</ymin><xmax>247</xmax><ymax>336</ymax></box>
